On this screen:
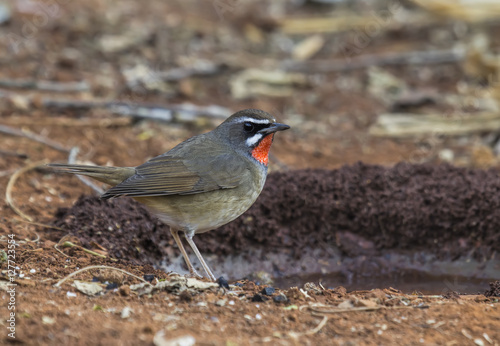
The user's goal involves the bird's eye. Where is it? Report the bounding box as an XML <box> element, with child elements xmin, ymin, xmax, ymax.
<box><xmin>243</xmin><ymin>122</ymin><xmax>255</xmax><ymax>132</ymax></box>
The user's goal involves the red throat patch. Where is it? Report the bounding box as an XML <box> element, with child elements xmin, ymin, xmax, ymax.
<box><xmin>251</xmin><ymin>134</ymin><xmax>274</xmax><ymax>166</ymax></box>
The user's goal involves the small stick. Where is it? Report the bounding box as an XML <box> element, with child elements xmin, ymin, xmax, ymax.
<box><xmin>305</xmin><ymin>304</ymin><xmax>420</xmax><ymax>315</ymax></box>
<box><xmin>16</xmin><ymin>219</ymin><xmax>64</xmax><ymax>231</ymax></box>
<box><xmin>310</xmin><ymin>306</ymin><xmax>385</xmax><ymax>314</ymax></box>
<box><xmin>282</xmin><ymin>48</ymin><xmax>466</xmax><ymax>73</ymax></box>
<box><xmin>0</xmin><ymin>79</ymin><xmax>90</xmax><ymax>92</ymax></box>
<box><xmin>40</xmin><ymin>98</ymin><xmax>232</xmax><ymax>121</ymax></box>
<box><xmin>304</xmin><ymin>315</ymin><xmax>329</xmax><ymax>335</ymax></box>
<box><xmin>54</xmin><ymin>244</ymin><xmax>70</xmax><ymax>258</ymax></box>
<box><xmin>1</xmin><ymin>116</ymin><xmax>131</xmax><ymax>128</ymax></box>
<box><xmin>54</xmin><ymin>265</ymin><xmax>149</xmax><ymax>288</ymax></box>
<box><xmin>0</xmin><ymin>125</ymin><xmax>70</xmax><ymax>153</ymax></box>
<box><xmin>300</xmin><ymin>288</ymin><xmax>314</xmax><ymax>300</ymax></box>
<box><xmin>287</xmin><ymin>315</ymin><xmax>329</xmax><ymax>339</ymax></box>
<box><xmin>6</xmin><ymin>160</ymin><xmax>48</xmax><ymax>222</ymax></box>
<box><xmin>0</xmin><ymin>92</ymin><xmax>232</xmax><ymax>123</ymax></box>
<box><xmin>60</xmin><ymin>241</ymin><xmax>109</xmax><ymax>259</ymax></box>
<box><xmin>24</xmin><ymin>230</ymin><xmax>40</xmax><ymax>243</ymax></box>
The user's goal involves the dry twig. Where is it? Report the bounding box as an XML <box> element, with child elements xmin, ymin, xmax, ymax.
<box><xmin>301</xmin><ymin>302</ymin><xmax>422</xmax><ymax>316</ymax></box>
<box><xmin>1</xmin><ymin>116</ymin><xmax>131</xmax><ymax>128</ymax></box>
<box><xmin>0</xmin><ymin>79</ymin><xmax>90</xmax><ymax>92</ymax></box>
<box><xmin>54</xmin><ymin>244</ymin><xmax>70</xmax><ymax>258</ymax></box>
<box><xmin>60</xmin><ymin>241</ymin><xmax>111</xmax><ymax>259</ymax></box>
<box><xmin>40</xmin><ymin>98</ymin><xmax>232</xmax><ymax>121</ymax></box>
<box><xmin>287</xmin><ymin>315</ymin><xmax>329</xmax><ymax>339</ymax></box>
<box><xmin>6</xmin><ymin>160</ymin><xmax>48</xmax><ymax>222</ymax></box>
<box><xmin>17</xmin><ymin>219</ymin><xmax>64</xmax><ymax>231</ymax></box>
<box><xmin>369</xmin><ymin>111</ymin><xmax>500</xmax><ymax>138</ymax></box>
<box><xmin>0</xmin><ymin>125</ymin><xmax>70</xmax><ymax>153</ymax></box>
<box><xmin>54</xmin><ymin>265</ymin><xmax>149</xmax><ymax>288</ymax></box>
<box><xmin>283</xmin><ymin>48</ymin><xmax>466</xmax><ymax>73</ymax></box>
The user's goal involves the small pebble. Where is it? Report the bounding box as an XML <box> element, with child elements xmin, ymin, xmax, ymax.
<box><xmin>143</xmin><ymin>274</ymin><xmax>155</xmax><ymax>282</ymax></box>
<box><xmin>234</xmin><ymin>282</ymin><xmax>244</xmax><ymax>287</ymax></box>
<box><xmin>261</xmin><ymin>287</ymin><xmax>275</xmax><ymax>296</ymax></box>
<box><xmin>121</xmin><ymin>307</ymin><xmax>133</xmax><ymax>319</ymax></box>
<box><xmin>251</xmin><ymin>294</ymin><xmax>268</xmax><ymax>302</ymax></box>
<box><xmin>92</xmin><ymin>277</ymin><xmax>100</xmax><ymax>282</ymax></box>
<box><xmin>215</xmin><ymin>299</ymin><xmax>226</xmax><ymax>307</ymax></box>
<box><xmin>217</xmin><ymin>276</ymin><xmax>229</xmax><ymax>289</ymax></box>
<box><xmin>179</xmin><ymin>290</ymin><xmax>192</xmax><ymax>302</ymax></box>
<box><xmin>118</xmin><ymin>285</ymin><xmax>130</xmax><ymax>296</ymax></box>
<box><xmin>66</xmin><ymin>291</ymin><xmax>77</xmax><ymax>298</ymax></box>
<box><xmin>42</xmin><ymin>316</ymin><xmax>55</xmax><ymax>325</ymax></box>
<box><xmin>106</xmin><ymin>283</ymin><xmax>118</xmax><ymax>290</ymax></box>
<box><xmin>30</xmin><ymin>269</ymin><xmax>36</xmax><ymax>274</ymax></box>
<box><xmin>273</xmin><ymin>293</ymin><xmax>288</xmax><ymax>303</ymax></box>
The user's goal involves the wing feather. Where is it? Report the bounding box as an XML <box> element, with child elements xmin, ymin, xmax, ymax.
<box><xmin>101</xmin><ymin>137</ymin><xmax>248</xmax><ymax>199</ymax></box>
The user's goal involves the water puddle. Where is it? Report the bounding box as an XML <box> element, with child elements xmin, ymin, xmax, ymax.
<box><xmin>273</xmin><ymin>271</ymin><xmax>494</xmax><ymax>295</ymax></box>
<box><xmin>200</xmin><ymin>249</ymin><xmax>500</xmax><ymax>294</ymax></box>
<box><xmin>162</xmin><ymin>247</ymin><xmax>500</xmax><ymax>294</ymax></box>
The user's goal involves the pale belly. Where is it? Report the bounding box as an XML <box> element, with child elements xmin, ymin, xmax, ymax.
<box><xmin>134</xmin><ymin>181</ymin><xmax>264</xmax><ymax>234</ymax></box>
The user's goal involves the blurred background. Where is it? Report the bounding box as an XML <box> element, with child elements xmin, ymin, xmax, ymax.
<box><xmin>0</xmin><ymin>0</ymin><xmax>499</xmax><ymax>171</ymax></box>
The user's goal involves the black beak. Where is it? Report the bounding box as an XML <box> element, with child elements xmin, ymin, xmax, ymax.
<box><xmin>258</xmin><ymin>123</ymin><xmax>290</xmax><ymax>135</ymax></box>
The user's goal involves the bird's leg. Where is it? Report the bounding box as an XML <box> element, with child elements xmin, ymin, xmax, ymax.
<box><xmin>184</xmin><ymin>233</ymin><xmax>216</xmax><ymax>282</ymax></box>
<box><xmin>169</xmin><ymin>227</ymin><xmax>203</xmax><ymax>279</ymax></box>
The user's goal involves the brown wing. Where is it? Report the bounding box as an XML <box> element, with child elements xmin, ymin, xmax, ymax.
<box><xmin>100</xmin><ymin>136</ymin><xmax>248</xmax><ymax>199</ymax></box>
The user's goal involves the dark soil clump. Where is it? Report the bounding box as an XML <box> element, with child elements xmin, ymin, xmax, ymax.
<box><xmin>52</xmin><ymin>162</ymin><xmax>500</xmax><ymax>265</ymax></box>
<box><xmin>484</xmin><ymin>281</ymin><xmax>500</xmax><ymax>297</ymax></box>
<box><xmin>52</xmin><ymin>197</ymin><xmax>171</xmax><ymax>265</ymax></box>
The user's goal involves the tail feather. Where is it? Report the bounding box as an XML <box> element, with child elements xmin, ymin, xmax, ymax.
<box><xmin>48</xmin><ymin>163</ymin><xmax>135</xmax><ymax>186</ymax></box>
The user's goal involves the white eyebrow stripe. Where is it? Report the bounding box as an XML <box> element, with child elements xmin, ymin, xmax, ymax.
<box><xmin>246</xmin><ymin>133</ymin><xmax>263</xmax><ymax>147</ymax></box>
<box><xmin>237</xmin><ymin>117</ymin><xmax>274</xmax><ymax>124</ymax></box>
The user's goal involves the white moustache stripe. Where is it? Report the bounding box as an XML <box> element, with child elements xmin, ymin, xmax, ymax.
<box><xmin>246</xmin><ymin>133</ymin><xmax>263</xmax><ymax>146</ymax></box>
<box><xmin>237</xmin><ymin>117</ymin><xmax>273</xmax><ymax>124</ymax></box>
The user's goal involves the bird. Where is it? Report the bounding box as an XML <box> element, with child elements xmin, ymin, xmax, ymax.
<box><xmin>49</xmin><ymin>109</ymin><xmax>290</xmax><ymax>281</ymax></box>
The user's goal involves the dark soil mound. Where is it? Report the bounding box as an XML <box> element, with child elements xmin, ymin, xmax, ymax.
<box><xmin>52</xmin><ymin>162</ymin><xmax>500</xmax><ymax>265</ymax></box>
<box><xmin>485</xmin><ymin>281</ymin><xmax>500</xmax><ymax>297</ymax></box>
<box><xmin>52</xmin><ymin>197</ymin><xmax>170</xmax><ymax>264</ymax></box>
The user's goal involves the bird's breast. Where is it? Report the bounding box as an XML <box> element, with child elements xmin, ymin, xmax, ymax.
<box><xmin>135</xmin><ymin>166</ymin><xmax>267</xmax><ymax>234</ymax></box>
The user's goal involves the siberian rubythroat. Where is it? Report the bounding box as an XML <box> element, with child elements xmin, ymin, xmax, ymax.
<box><xmin>50</xmin><ymin>109</ymin><xmax>290</xmax><ymax>281</ymax></box>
